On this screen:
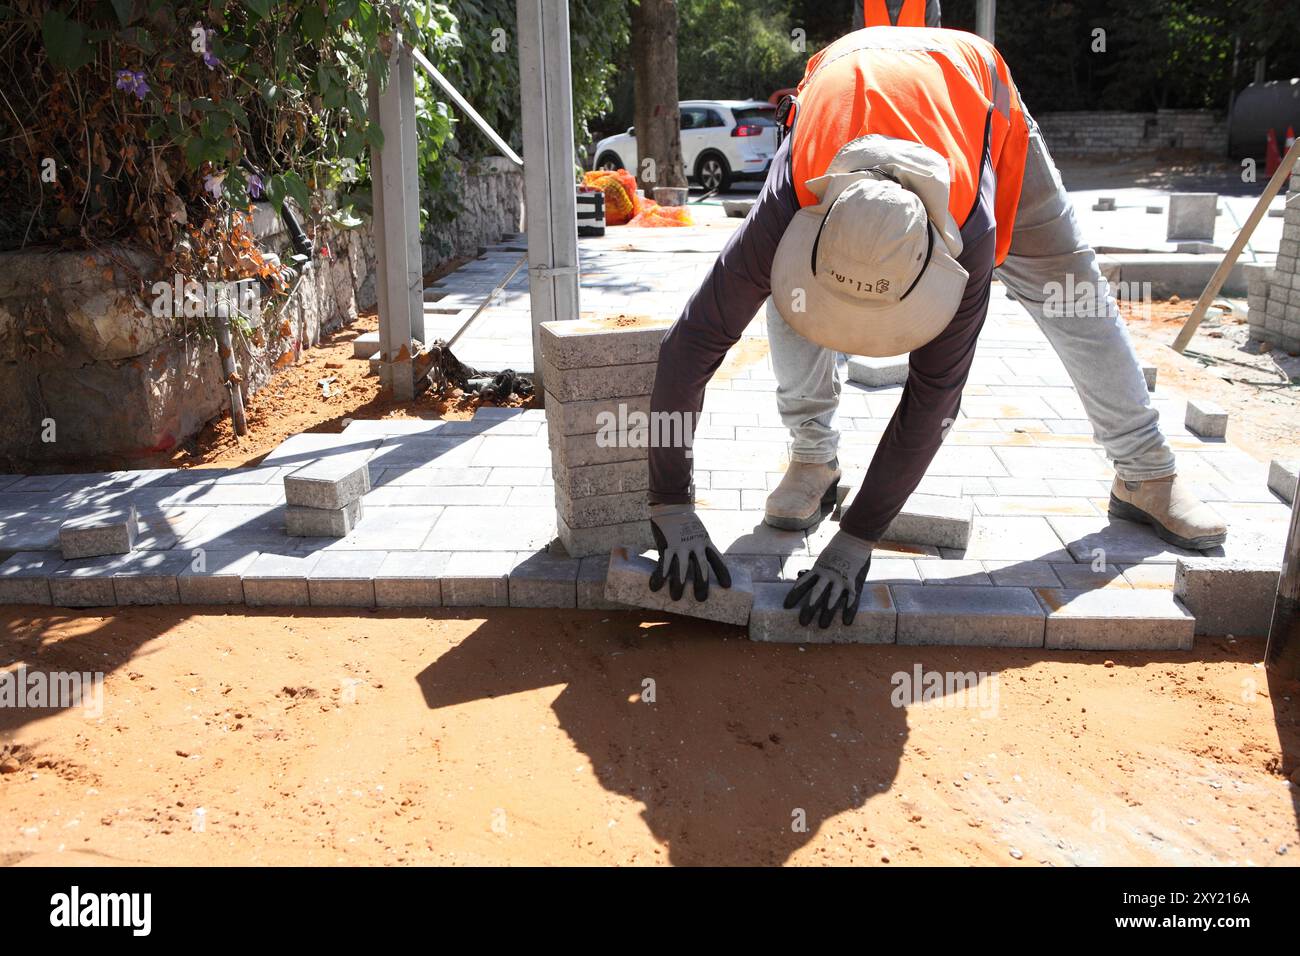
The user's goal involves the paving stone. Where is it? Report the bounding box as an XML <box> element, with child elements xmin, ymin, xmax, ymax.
<box><xmin>539</xmin><ymin>356</ymin><xmax>658</xmax><ymax>403</ymax></box>
<box><xmin>748</xmin><ymin>581</ymin><xmax>895</xmax><ymax>644</ymax></box>
<box><xmin>509</xmin><ymin>551</ymin><xmax>580</xmax><ymax>607</ymax></box>
<box><xmin>1267</xmin><ymin>458</ymin><xmax>1297</xmax><ymax>503</ymax></box>
<box><xmin>431</xmin><ymin>505</ymin><xmax>557</xmax><ymax>552</ymax></box>
<box><xmin>374</xmin><ymin>551</ymin><xmax>449</xmax><ymax>607</ymax></box>
<box><xmin>893</xmin><ymin>584</ymin><xmax>1045</xmax><ymax>647</ymax></box>
<box><xmin>1049</xmin><ymin>562</ymin><xmax>1131</xmax><ymax>590</ymax></box>
<box><xmin>1166</xmin><ymin>192</ymin><xmax>1217</xmax><ymax>241</ymax></box>
<box><xmin>59</xmin><ymin>506</ymin><xmax>138</xmax><ymax>559</ymax></box>
<box><xmin>49</xmin><ymin>556</ymin><xmax>120</xmax><ymax>608</ymax></box>
<box><xmin>1184</xmin><ymin>398</ymin><xmax>1228</xmax><ymax>438</ymax></box>
<box><xmin>285</xmin><ymin>498</ymin><xmax>363</xmax><ymax>537</ymax></box>
<box><xmin>992</xmin><ymin>446</ymin><xmax>1110</xmax><ymax>479</ymax></box>
<box><xmin>846</xmin><ymin>354</ymin><xmax>909</xmax><ymax>387</ymax></box>
<box><xmin>284</xmin><ymin>454</ymin><xmax>371</xmax><ymax>509</ymax></box>
<box><xmin>1174</xmin><ymin>557</ymin><xmax>1280</xmax><ymax>636</ymax></box>
<box><xmin>261</xmin><ymin>432</ymin><xmax>383</xmax><ymax>466</ymax></box>
<box><xmin>242</xmin><ymin>551</ymin><xmax>319</xmax><ymax>606</ymax></box>
<box><xmin>556</xmin><ymin>489</ymin><xmax>648</xmax><ymax>528</ymax></box>
<box><xmin>727</xmin><ymin>553</ymin><xmax>785</xmax><ymax>583</ymax></box>
<box><xmin>111</xmin><ymin>551</ymin><xmax>190</xmax><ymax>605</ymax></box>
<box><xmin>440</xmin><ymin>552</ymin><xmax>513</xmax><ymax>606</ymax></box>
<box><xmin>0</xmin><ymin>551</ymin><xmax>61</xmax><ymax>605</ymax></box>
<box><xmin>577</xmin><ymin>554</ymin><xmax>626</xmax><ymax>609</ymax></box>
<box><xmin>468</xmin><ymin>435</ymin><xmax>550</xmax><ymax>468</ymax></box>
<box><xmin>307</xmin><ymin>551</ymin><xmax>382</xmax><ymax>607</ymax></box>
<box><xmin>351</xmin><ymin>330</ymin><xmax>380</xmax><ymax>358</ymax></box>
<box><xmin>917</xmin><ymin>560</ymin><xmax>992</xmax><ymax>586</ymax></box>
<box><xmin>1048</xmin><ymin>516</ymin><xmax>1198</xmax><ymax>564</ymax></box>
<box><xmin>1119</xmin><ymin>563</ymin><xmax>1177</xmax><ymax>590</ymax></box>
<box><xmin>557</xmin><ymin>515</ymin><xmax>654</xmax><ymax>559</ymax></box>
<box><xmin>604</xmin><ymin>545</ymin><xmax>753</xmax><ymax>625</ymax></box>
<box><xmin>983</xmin><ymin>560</ymin><xmax>1062</xmax><ymax>587</ymax></box>
<box><xmin>538</xmin><ymin>316</ymin><xmax>672</xmax><ymax>369</ymax></box>
<box><xmin>552</xmin><ymin>459</ymin><xmax>648</xmax><ymax>498</ymax></box>
<box><xmin>486</xmin><ymin>467</ymin><xmax>548</xmax><ymax>486</ymax></box>
<box><xmin>963</xmin><ymin>516</ymin><xmax>1072</xmax><ymax>562</ymax></box>
<box><xmin>884</xmin><ymin>494</ymin><xmax>973</xmax><ymax>549</ymax></box>
<box><xmin>1035</xmin><ymin>588</ymin><xmax>1195</xmax><ymax>650</ymax></box>
<box><xmin>546</xmin><ymin>394</ymin><xmax>652</xmax><ymax>437</ymax></box>
<box><xmin>177</xmin><ymin>549</ymin><xmax>259</xmax><ymax>604</ymax></box>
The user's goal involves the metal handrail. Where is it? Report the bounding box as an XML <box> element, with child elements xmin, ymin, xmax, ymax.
<box><xmin>408</xmin><ymin>45</ymin><xmax>524</xmax><ymax>168</ymax></box>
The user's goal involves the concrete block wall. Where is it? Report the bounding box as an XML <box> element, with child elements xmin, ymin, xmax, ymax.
<box><xmin>540</xmin><ymin>317</ymin><xmax>672</xmax><ymax>558</ymax></box>
<box><xmin>1247</xmin><ymin>168</ymin><xmax>1300</xmax><ymax>353</ymax></box>
<box><xmin>1034</xmin><ymin>109</ymin><xmax>1227</xmax><ymax>157</ymax></box>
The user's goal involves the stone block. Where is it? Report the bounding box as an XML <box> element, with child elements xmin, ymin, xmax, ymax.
<box><xmin>723</xmin><ymin>199</ymin><xmax>754</xmax><ymax>218</ymax></box>
<box><xmin>538</xmin><ymin>356</ymin><xmax>658</xmax><ymax>403</ymax></box>
<box><xmin>439</xmin><ymin>552</ymin><xmax>513</xmax><ymax>607</ymax></box>
<box><xmin>556</xmin><ymin>489</ymin><xmax>649</xmax><ymax>529</ymax></box>
<box><xmin>307</xmin><ymin>550</ymin><xmax>382</xmax><ymax>607</ymax></box>
<box><xmin>551</xmin><ymin>458</ymin><xmax>648</xmax><ymax>498</ymax></box>
<box><xmin>111</xmin><ymin>551</ymin><xmax>190</xmax><ymax>605</ymax></box>
<box><xmin>1174</xmin><ymin>557</ymin><xmax>1280</xmax><ymax>636</ymax></box>
<box><xmin>557</xmin><ymin>515</ymin><xmax>654</xmax><ymax>559</ymax></box>
<box><xmin>1184</xmin><ymin>399</ymin><xmax>1228</xmax><ymax>438</ymax></box>
<box><xmin>0</xmin><ymin>551</ymin><xmax>60</xmax><ymax>605</ymax></box>
<box><xmin>509</xmin><ymin>551</ymin><xmax>580</xmax><ymax>608</ymax></box>
<box><xmin>546</xmin><ymin>394</ymin><xmax>651</xmax><ymax>437</ymax></box>
<box><xmin>884</xmin><ymin>494</ymin><xmax>974</xmax><ymax>550</ymax></box>
<box><xmin>1166</xmin><ymin>193</ymin><xmax>1217</xmax><ymax>241</ymax></box>
<box><xmin>373</xmin><ymin>551</ymin><xmax>449</xmax><ymax>607</ymax></box>
<box><xmin>547</xmin><ymin>426</ymin><xmax>649</xmax><ymax>468</ymax></box>
<box><xmin>59</xmin><ymin>506</ymin><xmax>138</xmax><ymax>559</ymax></box>
<box><xmin>49</xmin><ymin>556</ymin><xmax>120</xmax><ymax>608</ymax></box>
<box><xmin>351</xmin><ymin>330</ymin><xmax>380</xmax><ymax>358</ymax></box>
<box><xmin>604</xmin><ymin>545</ymin><xmax>753</xmax><ymax>626</ymax></box>
<box><xmin>917</xmin><ymin>560</ymin><xmax>991</xmax><ymax>586</ymax></box>
<box><xmin>285</xmin><ymin>498</ymin><xmax>363</xmax><ymax>537</ymax></box>
<box><xmin>983</xmin><ymin>560</ymin><xmax>1062</xmax><ymax>588</ymax></box>
<box><xmin>577</xmin><ymin>554</ymin><xmax>626</xmax><ymax>609</ymax></box>
<box><xmin>284</xmin><ymin>454</ymin><xmax>371</xmax><ymax>510</ymax></box>
<box><xmin>846</xmin><ymin>354</ymin><xmax>910</xmax><ymax>387</ymax></box>
<box><xmin>893</xmin><ymin>585</ymin><xmax>1045</xmax><ymax>647</ymax></box>
<box><xmin>177</xmin><ymin>549</ymin><xmax>258</xmax><ymax>605</ymax></box>
<box><xmin>1267</xmin><ymin>458</ymin><xmax>1297</xmax><ymax>503</ymax></box>
<box><xmin>242</xmin><ymin>551</ymin><xmax>318</xmax><ymax>606</ymax></box>
<box><xmin>538</xmin><ymin>316</ymin><xmax>676</xmax><ymax>371</ymax></box>
<box><xmin>748</xmin><ymin>581</ymin><xmax>895</xmax><ymax>644</ymax></box>
<box><xmin>1092</xmin><ymin>197</ymin><xmax>1116</xmax><ymax>211</ymax></box>
<box><xmin>1036</xmin><ymin>587</ymin><xmax>1195</xmax><ymax>650</ymax></box>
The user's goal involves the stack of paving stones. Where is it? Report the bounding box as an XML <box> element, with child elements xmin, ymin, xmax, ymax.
<box><xmin>1247</xmin><ymin>167</ymin><xmax>1300</xmax><ymax>353</ymax></box>
<box><xmin>284</xmin><ymin>454</ymin><xmax>370</xmax><ymax>536</ymax></box>
<box><xmin>539</xmin><ymin>315</ymin><xmax>673</xmax><ymax>559</ymax></box>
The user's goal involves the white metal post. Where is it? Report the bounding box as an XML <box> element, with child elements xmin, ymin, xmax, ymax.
<box><xmin>517</xmin><ymin>0</ymin><xmax>581</xmax><ymax>394</ymax></box>
<box><xmin>976</xmin><ymin>0</ymin><xmax>996</xmax><ymax>42</ymax></box>
<box><xmin>369</xmin><ymin>38</ymin><xmax>424</xmax><ymax>400</ymax></box>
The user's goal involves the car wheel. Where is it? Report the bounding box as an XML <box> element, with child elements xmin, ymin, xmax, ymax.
<box><xmin>695</xmin><ymin>152</ymin><xmax>732</xmax><ymax>193</ymax></box>
<box><xmin>595</xmin><ymin>151</ymin><xmax>624</xmax><ymax>172</ymax></box>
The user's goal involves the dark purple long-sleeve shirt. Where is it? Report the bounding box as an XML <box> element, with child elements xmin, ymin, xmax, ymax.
<box><xmin>648</xmin><ymin>130</ymin><xmax>997</xmax><ymax>542</ymax></box>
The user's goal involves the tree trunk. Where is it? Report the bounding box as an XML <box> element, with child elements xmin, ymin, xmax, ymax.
<box><xmin>629</xmin><ymin>0</ymin><xmax>686</xmax><ymax>190</ymax></box>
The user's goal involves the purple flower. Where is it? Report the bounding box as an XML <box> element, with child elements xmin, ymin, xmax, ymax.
<box><xmin>248</xmin><ymin>173</ymin><xmax>263</xmax><ymax>200</ymax></box>
<box><xmin>115</xmin><ymin>69</ymin><xmax>149</xmax><ymax>101</ymax></box>
<box><xmin>203</xmin><ymin>50</ymin><xmax>221</xmax><ymax>70</ymax></box>
<box><xmin>203</xmin><ymin>173</ymin><xmax>225</xmax><ymax>200</ymax></box>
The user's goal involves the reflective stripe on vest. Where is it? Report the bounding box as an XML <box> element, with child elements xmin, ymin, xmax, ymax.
<box><xmin>863</xmin><ymin>0</ymin><xmax>928</xmax><ymax>27</ymax></box>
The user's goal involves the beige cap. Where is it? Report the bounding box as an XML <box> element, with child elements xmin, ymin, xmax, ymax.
<box><xmin>771</xmin><ymin>135</ymin><xmax>969</xmax><ymax>358</ymax></box>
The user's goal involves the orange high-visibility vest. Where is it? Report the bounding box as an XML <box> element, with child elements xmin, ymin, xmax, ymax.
<box><xmin>789</xmin><ymin>27</ymin><xmax>1028</xmax><ymax>266</ymax></box>
<box><xmin>864</xmin><ymin>0</ymin><xmax>928</xmax><ymax>27</ymax></box>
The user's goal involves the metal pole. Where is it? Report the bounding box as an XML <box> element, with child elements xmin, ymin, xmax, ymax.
<box><xmin>1266</xmin><ymin>491</ymin><xmax>1300</xmax><ymax>677</ymax></box>
<box><xmin>1171</xmin><ymin>136</ymin><xmax>1300</xmax><ymax>353</ymax></box>
<box><xmin>976</xmin><ymin>0</ymin><xmax>995</xmax><ymax>42</ymax></box>
<box><xmin>410</xmin><ymin>46</ymin><xmax>524</xmax><ymax>169</ymax></box>
<box><xmin>369</xmin><ymin>38</ymin><xmax>423</xmax><ymax>400</ymax></box>
<box><xmin>516</xmin><ymin>0</ymin><xmax>581</xmax><ymax>395</ymax></box>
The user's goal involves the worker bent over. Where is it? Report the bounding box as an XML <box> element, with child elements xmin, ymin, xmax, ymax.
<box><xmin>645</xmin><ymin>26</ymin><xmax>1228</xmax><ymax>629</ymax></box>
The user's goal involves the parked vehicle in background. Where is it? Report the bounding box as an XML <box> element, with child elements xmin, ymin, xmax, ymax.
<box><xmin>592</xmin><ymin>99</ymin><xmax>780</xmax><ymax>192</ymax></box>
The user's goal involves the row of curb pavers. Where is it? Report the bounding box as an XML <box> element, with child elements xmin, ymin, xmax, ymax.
<box><xmin>0</xmin><ymin>545</ymin><xmax>1282</xmax><ymax>650</ymax></box>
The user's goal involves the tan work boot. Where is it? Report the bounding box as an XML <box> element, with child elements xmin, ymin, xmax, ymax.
<box><xmin>1108</xmin><ymin>475</ymin><xmax>1227</xmax><ymax>550</ymax></box>
<box><xmin>764</xmin><ymin>459</ymin><xmax>842</xmax><ymax>531</ymax></box>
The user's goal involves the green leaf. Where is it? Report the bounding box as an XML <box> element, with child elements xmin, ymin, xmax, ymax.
<box><xmin>109</xmin><ymin>0</ymin><xmax>135</xmax><ymax>26</ymax></box>
<box><xmin>281</xmin><ymin>170</ymin><xmax>310</xmax><ymax>210</ymax></box>
<box><xmin>302</xmin><ymin>6</ymin><xmax>326</xmax><ymax>42</ymax></box>
<box><xmin>242</xmin><ymin>0</ymin><xmax>271</xmax><ymax>20</ymax></box>
<box><xmin>41</xmin><ymin>9</ymin><xmax>94</xmax><ymax>72</ymax></box>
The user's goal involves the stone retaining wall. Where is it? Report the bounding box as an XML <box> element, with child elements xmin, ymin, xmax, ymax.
<box><xmin>0</xmin><ymin>160</ymin><xmax>523</xmax><ymax>467</ymax></box>
<box><xmin>1247</xmin><ymin>168</ymin><xmax>1300</xmax><ymax>353</ymax></box>
<box><xmin>1035</xmin><ymin>109</ymin><xmax>1227</xmax><ymax>156</ymax></box>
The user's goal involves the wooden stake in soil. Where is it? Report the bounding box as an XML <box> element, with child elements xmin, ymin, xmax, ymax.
<box><xmin>1266</xmin><ymin>491</ymin><xmax>1300</xmax><ymax>678</ymax></box>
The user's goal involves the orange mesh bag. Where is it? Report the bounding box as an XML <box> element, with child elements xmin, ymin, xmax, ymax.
<box><xmin>629</xmin><ymin>198</ymin><xmax>693</xmax><ymax>227</ymax></box>
<box><xmin>582</xmin><ymin>169</ymin><xmax>640</xmax><ymax>225</ymax></box>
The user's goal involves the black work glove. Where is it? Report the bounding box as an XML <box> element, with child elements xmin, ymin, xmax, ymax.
<box><xmin>648</xmin><ymin>503</ymin><xmax>731</xmax><ymax>601</ymax></box>
<box><xmin>784</xmin><ymin>529</ymin><xmax>875</xmax><ymax>628</ymax></box>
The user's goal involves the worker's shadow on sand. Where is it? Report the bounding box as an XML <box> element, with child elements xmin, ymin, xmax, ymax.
<box><xmin>417</xmin><ymin>610</ymin><xmax>919</xmax><ymax>866</ymax></box>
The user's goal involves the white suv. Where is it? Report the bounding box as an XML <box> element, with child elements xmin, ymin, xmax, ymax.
<box><xmin>591</xmin><ymin>99</ymin><xmax>780</xmax><ymax>192</ymax></box>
